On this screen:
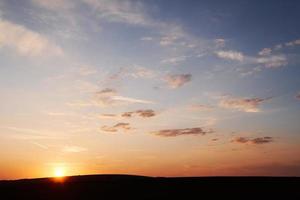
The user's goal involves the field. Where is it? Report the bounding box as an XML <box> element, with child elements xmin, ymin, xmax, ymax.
<box><xmin>1</xmin><ymin>175</ymin><xmax>299</xmax><ymax>199</ymax></box>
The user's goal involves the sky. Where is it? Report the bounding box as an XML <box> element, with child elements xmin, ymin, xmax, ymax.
<box><xmin>0</xmin><ymin>0</ymin><xmax>300</xmax><ymax>179</ymax></box>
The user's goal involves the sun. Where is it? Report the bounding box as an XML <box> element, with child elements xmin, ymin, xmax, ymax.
<box><xmin>54</xmin><ymin>167</ymin><xmax>65</xmax><ymax>178</ymax></box>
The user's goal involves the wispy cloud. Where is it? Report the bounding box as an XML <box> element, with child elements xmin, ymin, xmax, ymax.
<box><xmin>62</xmin><ymin>145</ymin><xmax>87</xmax><ymax>153</ymax></box>
<box><xmin>215</xmin><ymin>50</ymin><xmax>244</xmax><ymax>62</ymax></box>
<box><xmin>214</xmin><ymin>38</ymin><xmax>226</xmax><ymax>47</ymax></box>
<box><xmin>100</xmin><ymin>109</ymin><xmax>156</xmax><ymax>121</ymax></box>
<box><xmin>121</xmin><ymin>109</ymin><xmax>156</xmax><ymax>118</ymax></box>
<box><xmin>111</xmin><ymin>96</ymin><xmax>155</xmax><ymax>104</ymax></box>
<box><xmin>82</xmin><ymin>0</ymin><xmax>152</xmax><ymax>26</ymax></box>
<box><xmin>187</xmin><ymin>104</ymin><xmax>214</xmax><ymax>112</ymax></box>
<box><xmin>31</xmin><ymin>0</ymin><xmax>73</xmax><ymax>10</ymax></box>
<box><xmin>285</xmin><ymin>39</ymin><xmax>300</xmax><ymax>47</ymax></box>
<box><xmin>152</xmin><ymin>127</ymin><xmax>213</xmax><ymax>137</ymax></box>
<box><xmin>161</xmin><ymin>55</ymin><xmax>187</xmax><ymax>65</ymax></box>
<box><xmin>256</xmin><ymin>55</ymin><xmax>287</xmax><ymax>68</ymax></box>
<box><xmin>77</xmin><ymin>65</ymin><xmax>98</xmax><ymax>76</ymax></box>
<box><xmin>253</xmin><ymin>38</ymin><xmax>300</xmax><ymax>69</ymax></box>
<box><xmin>164</xmin><ymin>74</ymin><xmax>192</xmax><ymax>89</ymax></box>
<box><xmin>219</xmin><ymin>96</ymin><xmax>271</xmax><ymax>113</ymax></box>
<box><xmin>296</xmin><ymin>92</ymin><xmax>300</xmax><ymax>100</ymax></box>
<box><xmin>0</xmin><ymin>19</ymin><xmax>63</xmax><ymax>57</ymax></box>
<box><xmin>95</xmin><ymin>88</ymin><xmax>118</xmax><ymax>106</ymax></box>
<box><xmin>45</xmin><ymin>112</ymin><xmax>69</xmax><ymax>116</ymax></box>
<box><xmin>67</xmin><ymin>101</ymin><xmax>96</xmax><ymax>107</ymax></box>
<box><xmin>140</xmin><ymin>36</ymin><xmax>153</xmax><ymax>41</ymax></box>
<box><xmin>255</xmin><ymin>38</ymin><xmax>300</xmax><ymax>57</ymax></box>
<box><xmin>109</xmin><ymin>66</ymin><xmax>156</xmax><ymax>80</ymax></box>
<box><xmin>126</xmin><ymin>66</ymin><xmax>156</xmax><ymax>79</ymax></box>
<box><xmin>231</xmin><ymin>136</ymin><xmax>274</xmax><ymax>145</ymax></box>
<box><xmin>1</xmin><ymin>126</ymin><xmax>60</xmax><ymax>140</ymax></box>
<box><xmin>159</xmin><ymin>35</ymin><xmax>177</xmax><ymax>46</ymax></box>
<box><xmin>258</xmin><ymin>48</ymin><xmax>272</xmax><ymax>56</ymax></box>
<box><xmin>101</xmin><ymin>123</ymin><xmax>132</xmax><ymax>132</ymax></box>
<box><xmin>99</xmin><ymin>114</ymin><xmax>118</xmax><ymax>119</ymax></box>
<box><xmin>31</xmin><ymin>142</ymin><xmax>49</xmax><ymax>150</ymax></box>
<box><xmin>94</xmin><ymin>88</ymin><xmax>155</xmax><ymax>106</ymax></box>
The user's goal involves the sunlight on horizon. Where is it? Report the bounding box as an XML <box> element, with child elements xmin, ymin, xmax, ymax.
<box><xmin>54</xmin><ymin>167</ymin><xmax>66</xmax><ymax>178</ymax></box>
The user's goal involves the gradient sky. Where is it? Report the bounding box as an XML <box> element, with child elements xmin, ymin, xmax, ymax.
<box><xmin>0</xmin><ymin>0</ymin><xmax>300</xmax><ymax>179</ymax></box>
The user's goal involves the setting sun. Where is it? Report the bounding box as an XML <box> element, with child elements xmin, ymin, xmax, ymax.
<box><xmin>54</xmin><ymin>167</ymin><xmax>65</xmax><ymax>178</ymax></box>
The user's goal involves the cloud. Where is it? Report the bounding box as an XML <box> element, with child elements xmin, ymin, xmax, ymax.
<box><xmin>158</xmin><ymin>24</ymin><xmax>192</xmax><ymax>47</ymax></box>
<box><xmin>95</xmin><ymin>88</ymin><xmax>117</xmax><ymax>106</ymax></box>
<box><xmin>258</xmin><ymin>48</ymin><xmax>272</xmax><ymax>56</ymax></box>
<box><xmin>296</xmin><ymin>93</ymin><xmax>300</xmax><ymax>100</ymax></box>
<box><xmin>152</xmin><ymin>127</ymin><xmax>213</xmax><ymax>137</ymax></box>
<box><xmin>121</xmin><ymin>109</ymin><xmax>156</xmax><ymax>118</ymax></box>
<box><xmin>161</xmin><ymin>56</ymin><xmax>187</xmax><ymax>65</ymax></box>
<box><xmin>257</xmin><ymin>38</ymin><xmax>300</xmax><ymax>55</ymax></box>
<box><xmin>135</xmin><ymin>109</ymin><xmax>156</xmax><ymax>117</ymax></box>
<box><xmin>251</xmin><ymin>137</ymin><xmax>273</xmax><ymax>144</ymax></box>
<box><xmin>231</xmin><ymin>136</ymin><xmax>273</xmax><ymax>144</ymax></box>
<box><xmin>214</xmin><ymin>38</ymin><xmax>225</xmax><ymax>47</ymax></box>
<box><xmin>121</xmin><ymin>112</ymin><xmax>133</xmax><ymax>118</ymax></box>
<box><xmin>111</xmin><ymin>96</ymin><xmax>155</xmax><ymax>104</ymax></box>
<box><xmin>77</xmin><ymin>65</ymin><xmax>98</xmax><ymax>76</ymax></box>
<box><xmin>82</xmin><ymin>0</ymin><xmax>151</xmax><ymax>26</ymax></box>
<box><xmin>74</xmin><ymin>80</ymin><xmax>99</xmax><ymax>93</ymax></box>
<box><xmin>238</xmin><ymin>66</ymin><xmax>262</xmax><ymax>77</ymax></box>
<box><xmin>128</xmin><ymin>66</ymin><xmax>156</xmax><ymax>79</ymax></box>
<box><xmin>285</xmin><ymin>39</ymin><xmax>300</xmax><ymax>47</ymax></box>
<box><xmin>62</xmin><ymin>145</ymin><xmax>87</xmax><ymax>153</ymax></box>
<box><xmin>219</xmin><ymin>96</ymin><xmax>270</xmax><ymax>113</ymax></box>
<box><xmin>99</xmin><ymin>114</ymin><xmax>118</xmax><ymax>119</ymax></box>
<box><xmin>256</xmin><ymin>55</ymin><xmax>287</xmax><ymax>68</ymax></box>
<box><xmin>101</xmin><ymin>123</ymin><xmax>132</xmax><ymax>132</ymax></box>
<box><xmin>69</xmin><ymin>88</ymin><xmax>155</xmax><ymax>108</ymax></box>
<box><xmin>141</xmin><ymin>36</ymin><xmax>153</xmax><ymax>41</ymax></box>
<box><xmin>110</xmin><ymin>66</ymin><xmax>156</xmax><ymax>80</ymax></box>
<box><xmin>0</xmin><ymin>19</ymin><xmax>63</xmax><ymax>57</ymax></box>
<box><xmin>81</xmin><ymin>0</ymin><xmax>201</xmax><ymax>57</ymax></box>
<box><xmin>31</xmin><ymin>0</ymin><xmax>72</xmax><ymax>10</ymax></box>
<box><xmin>31</xmin><ymin>142</ymin><xmax>49</xmax><ymax>150</ymax></box>
<box><xmin>94</xmin><ymin>88</ymin><xmax>155</xmax><ymax>106</ymax></box>
<box><xmin>100</xmin><ymin>109</ymin><xmax>156</xmax><ymax>120</ymax></box>
<box><xmin>188</xmin><ymin>104</ymin><xmax>214</xmax><ymax>112</ymax></box>
<box><xmin>45</xmin><ymin>112</ymin><xmax>69</xmax><ymax>116</ymax></box>
<box><xmin>67</xmin><ymin>101</ymin><xmax>96</xmax><ymax>107</ymax></box>
<box><xmin>159</xmin><ymin>35</ymin><xmax>179</xmax><ymax>46</ymax></box>
<box><xmin>215</xmin><ymin>50</ymin><xmax>244</xmax><ymax>61</ymax></box>
<box><xmin>164</xmin><ymin>74</ymin><xmax>192</xmax><ymax>89</ymax></box>
<box><xmin>1</xmin><ymin>126</ymin><xmax>61</xmax><ymax>140</ymax></box>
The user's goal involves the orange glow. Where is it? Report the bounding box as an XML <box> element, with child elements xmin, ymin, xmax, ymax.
<box><xmin>54</xmin><ymin>167</ymin><xmax>65</xmax><ymax>178</ymax></box>
<box><xmin>52</xmin><ymin>167</ymin><xmax>67</xmax><ymax>183</ymax></box>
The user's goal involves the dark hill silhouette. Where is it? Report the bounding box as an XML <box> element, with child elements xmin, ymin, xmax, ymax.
<box><xmin>0</xmin><ymin>174</ymin><xmax>299</xmax><ymax>199</ymax></box>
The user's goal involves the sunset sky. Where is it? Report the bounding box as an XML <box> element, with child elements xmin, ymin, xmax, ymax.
<box><xmin>0</xmin><ymin>0</ymin><xmax>300</xmax><ymax>179</ymax></box>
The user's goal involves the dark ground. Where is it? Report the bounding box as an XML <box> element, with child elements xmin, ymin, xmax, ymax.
<box><xmin>0</xmin><ymin>174</ymin><xmax>299</xmax><ymax>199</ymax></box>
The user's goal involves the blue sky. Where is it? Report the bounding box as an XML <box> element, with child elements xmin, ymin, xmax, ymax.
<box><xmin>0</xmin><ymin>0</ymin><xmax>300</xmax><ymax>178</ymax></box>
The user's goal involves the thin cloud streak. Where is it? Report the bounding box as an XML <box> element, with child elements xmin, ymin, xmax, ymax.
<box><xmin>0</xmin><ymin>19</ymin><xmax>63</xmax><ymax>57</ymax></box>
<box><xmin>215</xmin><ymin>50</ymin><xmax>244</xmax><ymax>61</ymax></box>
<box><xmin>219</xmin><ymin>96</ymin><xmax>271</xmax><ymax>113</ymax></box>
<box><xmin>231</xmin><ymin>136</ymin><xmax>274</xmax><ymax>144</ymax></box>
<box><xmin>101</xmin><ymin>123</ymin><xmax>132</xmax><ymax>132</ymax></box>
<box><xmin>164</xmin><ymin>74</ymin><xmax>192</xmax><ymax>89</ymax></box>
<box><xmin>152</xmin><ymin>127</ymin><xmax>213</xmax><ymax>137</ymax></box>
<box><xmin>94</xmin><ymin>88</ymin><xmax>155</xmax><ymax>106</ymax></box>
